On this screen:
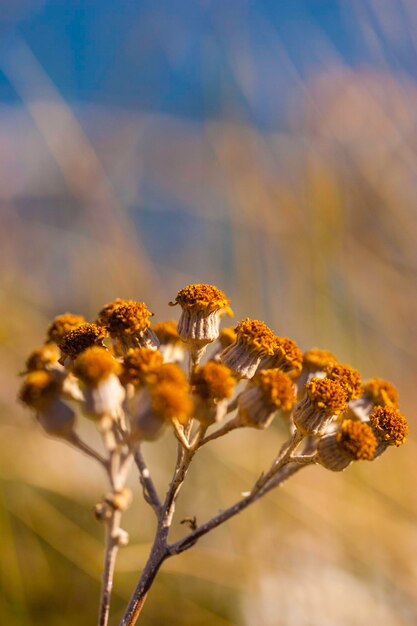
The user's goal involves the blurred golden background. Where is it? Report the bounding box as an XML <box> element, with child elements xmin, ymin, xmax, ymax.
<box><xmin>0</xmin><ymin>1</ymin><xmax>416</xmax><ymax>624</ymax></box>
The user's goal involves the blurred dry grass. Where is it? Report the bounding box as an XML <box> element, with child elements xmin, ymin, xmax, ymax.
<box><xmin>1</xmin><ymin>4</ymin><xmax>417</xmax><ymax>625</ymax></box>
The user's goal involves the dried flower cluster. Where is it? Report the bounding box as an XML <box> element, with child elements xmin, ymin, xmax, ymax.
<box><xmin>19</xmin><ymin>284</ymin><xmax>408</xmax><ymax>626</ymax></box>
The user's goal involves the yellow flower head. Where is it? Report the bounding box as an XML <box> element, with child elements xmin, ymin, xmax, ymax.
<box><xmin>303</xmin><ymin>348</ymin><xmax>337</xmax><ymax>373</ymax></box>
<box><xmin>253</xmin><ymin>369</ymin><xmax>296</xmax><ymax>411</ymax></box>
<box><xmin>306</xmin><ymin>377</ymin><xmax>347</xmax><ymax>416</ymax></box>
<box><xmin>152</xmin><ymin>320</ymin><xmax>181</xmax><ymax>345</ymax></box>
<box><xmin>104</xmin><ymin>301</ymin><xmax>153</xmax><ymax>338</ymax></box>
<box><xmin>47</xmin><ymin>313</ymin><xmax>85</xmax><ymax>344</ymax></box>
<box><xmin>74</xmin><ymin>347</ymin><xmax>121</xmax><ymax>387</ymax></box>
<box><xmin>59</xmin><ymin>323</ymin><xmax>108</xmax><ymax>361</ymax></box>
<box><xmin>150</xmin><ymin>383</ymin><xmax>192</xmax><ymax>424</ymax></box>
<box><xmin>369</xmin><ymin>405</ymin><xmax>408</xmax><ymax>446</ymax></box>
<box><xmin>96</xmin><ymin>299</ymin><xmax>129</xmax><ymax>327</ymax></box>
<box><xmin>329</xmin><ymin>363</ymin><xmax>362</xmax><ymax>402</ymax></box>
<box><xmin>122</xmin><ymin>348</ymin><xmax>164</xmax><ymax>386</ymax></box>
<box><xmin>191</xmin><ymin>362</ymin><xmax>236</xmax><ymax>401</ymax></box>
<box><xmin>19</xmin><ymin>371</ymin><xmax>60</xmax><ymax>409</ymax></box>
<box><xmin>24</xmin><ymin>343</ymin><xmax>59</xmax><ymax>373</ymax></box>
<box><xmin>271</xmin><ymin>336</ymin><xmax>303</xmax><ymax>377</ymax></box>
<box><xmin>336</xmin><ymin>419</ymin><xmax>377</xmax><ymax>460</ymax></box>
<box><xmin>218</xmin><ymin>327</ymin><xmax>237</xmax><ymax>349</ymax></box>
<box><xmin>149</xmin><ymin>363</ymin><xmax>189</xmax><ymax>388</ymax></box>
<box><xmin>364</xmin><ymin>378</ymin><xmax>399</xmax><ymax>408</ymax></box>
<box><xmin>234</xmin><ymin>319</ymin><xmax>276</xmax><ymax>356</ymax></box>
<box><xmin>170</xmin><ymin>284</ymin><xmax>229</xmax><ymax>314</ymax></box>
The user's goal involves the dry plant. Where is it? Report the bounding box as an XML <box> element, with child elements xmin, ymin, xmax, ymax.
<box><xmin>19</xmin><ymin>283</ymin><xmax>408</xmax><ymax>626</ymax></box>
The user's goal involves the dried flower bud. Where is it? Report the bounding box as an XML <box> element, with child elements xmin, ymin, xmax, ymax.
<box><xmin>237</xmin><ymin>369</ymin><xmax>295</xmax><ymax>429</ymax></box>
<box><xmin>317</xmin><ymin>419</ymin><xmax>377</xmax><ymax>471</ymax></box>
<box><xmin>121</xmin><ymin>348</ymin><xmax>164</xmax><ymax>386</ymax></box>
<box><xmin>46</xmin><ymin>313</ymin><xmax>85</xmax><ymax>344</ymax></box>
<box><xmin>105</xmin><ymin>488</ymin><xmax>132</xmax><ymax>511</ymax></box>
<box><xmin>150</xmin><ymin>383</ymin><xmax>192</xmax><ymax>425</ymax></box>
<box><xmin>296</xmin><ymin>347</ymin><xmax>337</xmax><ymax>399</ymax></box>
<box><xmin>152</xmin><ymin>320</ymin><xmax>185</xmax><ymax>363</ymax></box>
<box><xmin>220</xmin><ymin>319</ymin><xmax>276</xmax><ymax>379</ymax></box>
<box><xmin>293</xmin><ymin>377</ymin><xmax>347</xmax><ymax>435</ymax></box>
<box><xmin>59</xmin><ymin>323</ymin><xmax>108</xmax><ymax>363</ymax></box>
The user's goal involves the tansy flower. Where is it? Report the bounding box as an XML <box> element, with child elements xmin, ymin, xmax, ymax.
<box><xmin>369</xmin><ymin>405</ymin><xmax>408</xmax><ymax>456</ymax></box>
<box><xmin>317</xmin><ymin>419</ymin><xmax>377</xmax><ymax>471</ymax></box>
<box><xmin>59</xmin><ymin>323</ymin><xmax>108</xmax><ymax>364</ymax></box>
<box><xmin>296</xmin><ymin>347</ymin><xmax>337</xmax><ymax>399</ymax></box>
<box><xmin>191</xmin><ymin>361</ymin><xmax>236</xmax><ymax>425</ymax></box>
<box><xmin>152</xmin><ymin>320</ymin><xmax>185</xmax><ymax>363</ymax></box>
<box><xmin>23</xmin><ymin>343</ymin><xmax>60</xmax><ymax>373</ymax></box>
<box><xmin>220</xmin><ymin>319</ymin><xmax>276</xmax><ymax>379</ymax></box>
<box><xmin>121</xmin><ymin>348</ymin><xmax>164</xmax><ymax>387</ymax></box>
<box><xmin>258</xmin><ymin>336</ymin><xmax>303</xmax><ymax>379</ymax></box>
<box><xmin>236</xmin><ymin>369</ymin><xmax>296</xmax><ymax>429</ymax></box>
<box><xmin>19</xmin><ymin>371</ymin><xmax>75</xmax><ymax>438</ymax></box>
<box><xmin>46</xmin><ymin>313</ymin><xmax>85</xmax><ymax>344</ymax></box>
<box><xmin>101</xmin><ymin>300</ymin><xmax>159</xmax><ymax>353</ymax></box>
<box><xmin>169</xmin><ymin>283</ymin><xmax>230</xmax><ymax>366</ymax></box>
<box><xmin>293</xmin><ymin>377</ymin><xmax>347</xmax><ymax>435</ymax></box>
<box><xmin>328</xmin><ymin>364</ymin><xmax>362</xmax><ymax>402</ymax></box>
<box><xmin>349</xmin><ymin>377</ymin><xmax>399</xmax><ymax>421</ymax></box>
<box><xmin>74</xmin><ymin>347</ymin><xmax>125</xmax><ymax>421</ymax></box>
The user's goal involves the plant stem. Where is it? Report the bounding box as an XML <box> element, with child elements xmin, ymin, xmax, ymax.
<box><xmin>98</xmin><ymin>509</ymin><xmax>122</xmax><ymax>626</ymax></box>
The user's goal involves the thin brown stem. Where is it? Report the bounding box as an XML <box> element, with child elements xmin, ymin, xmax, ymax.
<box><xmin>199</xmin><ymin>416</ymin><xmax>242</xmax><ymax>446</ymax></box>
<box><xmin>133</xmin><ymin>447</ymin><xmax>162</xmax><ymax>514</ymax></box>
<box><xmin>69</xmin><ymin>432</ymin><xmax>107</xmax><ymax>466</ymax></box>
<box><xmin>98</xmin><ymin>510</ymin><xmax>122</xmax><ymax>626</ymax></box>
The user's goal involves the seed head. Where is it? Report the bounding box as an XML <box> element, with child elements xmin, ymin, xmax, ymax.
<box><xmin>234</xmin><ymin>319</ymin><xmax>276</xmax><ymax>356</ymax></box>
<box><xmin>104</xmin><ymin>301</ymin><xmax>153</xmax><ymax>338</ymax></box>
<box><xmin>96</xmin><ymin>299</ymin><xmax>128</xmax><ymax>327</ymax></box>
<box><xmin>306</xmin><ymin>377</ymin><xmax>347</xmax><ymax>415</ymax></box>
<box><xmin>369</xmin><ymin>405</ymin><xmax>408</xmax><ymax>446</ymax></box>
<box><xmin>268</xmin><ymin>336</ymin><xmax>303</xmax><ymax>377</ymax></box>
<box><xmin>47</xmin><ymin>313</ymin><xmax>85</xmax><ymax>344</ymax></box>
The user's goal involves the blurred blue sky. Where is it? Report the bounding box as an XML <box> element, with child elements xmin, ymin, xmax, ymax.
<box><xmin>1</xmin><ymin>0</ymin><xmax>415</xmax><ymax>129</ymax></box>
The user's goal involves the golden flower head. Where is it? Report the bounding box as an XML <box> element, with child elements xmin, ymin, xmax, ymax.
<box><xmin>234</xmin><ymin>319</ymin><xmax>276</xmax><ymax>356</ymax></box>
<box><xmin>369</xmin><ymin>405</ymin><xmax>408</xmax><ymax>446</ymax></box>
<box><xmin>73</xmin><ymin>347</ymin><xmax>121</xmax><ymax>387</ymax></box>
<box><xmin>303</xmin><ymin>348</ymin><xmax>337</xmax><ymax>373</ymax></box>
<box><xmin>336</xmin><ymin>419</ymin><xmax>377</xmax><ymax>461</ymax></box>
<box><xmin>152</xmin><ymin>320</ymin><xmax>181</xmax><ymax>345</ymax></box>
<box><xmin>96</xmin><ymin>299</ymin><xmax>128</xmax><ymax>327</ymax></box>
<box><xmin>268</xmin><ymin>336</ymin><xmax>303</xmax><ymax>377</ymax></box>
<box><xmin>252</xmin><ymin>369</ymin><xmax>296</xmax><ymax>412</ymax></box>
<box><xmin>170</xmin><ymin>283</ymin><xmax>229</xmax><ymax>314</ymax></box>
<box><xmin>149</xmin><ymin>363</ymin><xmax>189</xmax><ymax>388</ymax></box>
<box><xmin>59</xmin><ymin>323</ymin><xmax>108</xmax><ymax>361</ymax></box>
<box><xmin>19</xmin><ymin>371</ymin><xmax>60</xmax><ymax>409</ymax></box>
<box><xmin>218</xmin><ymin>327</ymin><xmax>237</xmax><ymax>349</ymax></box>
<box><xmin>363</xmin><ymin>378</ymin><xmax>399</xmax><ymax>408</ymax></box>
<box><xmin>191</xmin><ymin>362</ymin><xmax>236</xmax><ymax>401</ymax></box>
<box><xmin>306</xmin><ymin>377</ymin><xmax>347</xmax><ymax>415</ymax></box>
<box><xmin>24</xmin><ymin>343</ymin><xmax>59</xmax><ymax>373</ymax></box>
<box><xmin>121</xmin><ymin>348</ymin><xmax>164</xmax><ymax>386</ymax></box>
<box><xmin>150</xmin><ymin>383</ymin><xmax>192</xmax><ymax>424</ymax></box>
<box><xmin>47</xmin><ymin>313</ymin><xmax>85</xmax><ymax>344</ymax></box>
<box><xmin>104</xmin><ymin>301</ymin><xmax>153</xmax><ymax>338</ymax></box>
<box><xmin>329</xmin><ymin>363</ymin><xmax>362</xmax><ymax>402</ymax></box>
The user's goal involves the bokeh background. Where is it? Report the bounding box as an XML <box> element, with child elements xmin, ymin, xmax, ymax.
<box><xmin>1</xmin><ymin>1</ymin><xmax>416</xmax><ymax>624</ymax></box>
